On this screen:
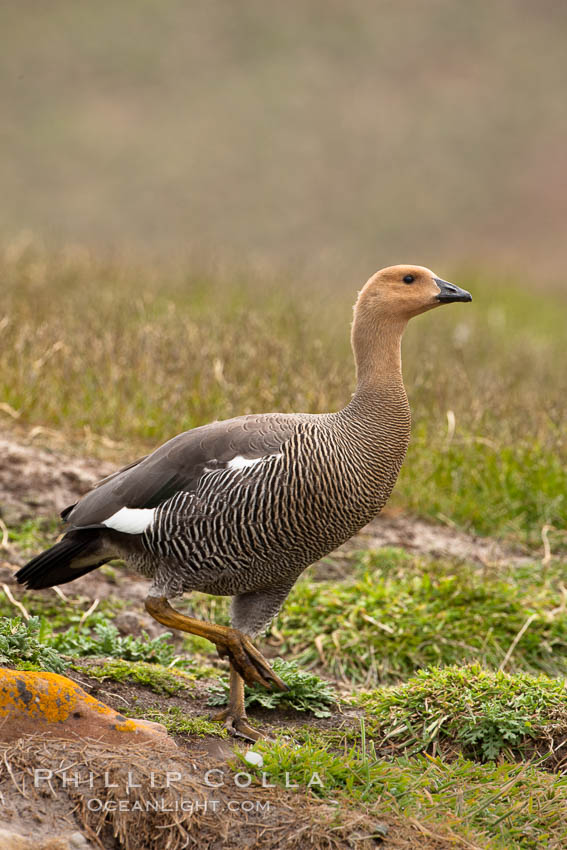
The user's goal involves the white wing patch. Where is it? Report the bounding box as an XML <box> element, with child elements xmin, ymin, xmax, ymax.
<box><xmin>227</xmin><ymin>453</ymin><xmax>281</xmax><ymax>470</ymax></box>
<box><xmin>102</xmin><ymin>506</ymin><xmax>156</xmax><ymax>534</ymax></box>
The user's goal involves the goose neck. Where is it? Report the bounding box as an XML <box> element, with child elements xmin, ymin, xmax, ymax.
<box><xmin>351</xmin><ymin>312</ymin><xmax>407</xmax><ymax>393</ymax></box>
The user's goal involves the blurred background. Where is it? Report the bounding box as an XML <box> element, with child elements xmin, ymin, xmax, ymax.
<box><xmin>2</xmin><ymin>0</ymin><xmax>567</xmax><ymax>285</ymax></box>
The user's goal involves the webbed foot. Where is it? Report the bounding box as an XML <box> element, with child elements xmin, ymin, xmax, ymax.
<box><xmin>211</xmin><ymin>706</ymin><xmax>263</xmax><ymax>742</ymax></box>
<box><xmin>216</xmin><ymin>630</ymin><xmax>288</xmax><ymax>692</ymax></box>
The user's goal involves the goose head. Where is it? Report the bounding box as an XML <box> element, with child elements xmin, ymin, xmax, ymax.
<box><xmin>358</xmin><ymin>265</ymin><xmax>472</xmax><ymax>321</ymax></box>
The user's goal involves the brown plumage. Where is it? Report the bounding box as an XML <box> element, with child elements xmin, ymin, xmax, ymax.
<box><xmin>16</xmin><ymin>265</ymin><xmax>471</xmax><ymax>740</ymax></box>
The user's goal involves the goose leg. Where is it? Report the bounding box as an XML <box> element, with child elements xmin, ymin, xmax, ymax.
<box><xmin>145</xmin><ymin>595</ymin><xmax>287</xmax><ymax>692</ymax></box>
<box><xmin>211</xmin><ymin>666</ymin><xmax>262</xmax><ymax>741</ymax></box>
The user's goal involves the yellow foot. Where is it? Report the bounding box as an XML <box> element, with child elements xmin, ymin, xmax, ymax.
<box><xmin>216</xmin><ymin>630</ymin><xmax>288</xmax><ymax>692</ymax></box>
<box><xmin>212</xmin><ymin>707</ymin><xmax>263</xmax><ymax>742</ymax></box>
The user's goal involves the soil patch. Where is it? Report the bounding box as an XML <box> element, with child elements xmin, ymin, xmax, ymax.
<box><xmin>0</xmin><ymin>433</ymin><xmax>115</xmax><ymax>527</ymax></box>
<box><xmin>68</xmin><ymin>658</ymin><xmax>363</xmax><ymax>750</ymax></box>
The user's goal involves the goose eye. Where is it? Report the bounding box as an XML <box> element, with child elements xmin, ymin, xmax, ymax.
<box><xmin>403</xmin><ymin>274</ymin><xmax>415</xmax><ymax>284</ymax></box>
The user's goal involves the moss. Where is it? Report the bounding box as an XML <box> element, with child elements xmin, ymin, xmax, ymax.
<box><xmin>73</xmin><ymin>658</ymin><xmax>202</xmax><ymax>696</ymax></box>
<box><xmin>125</xmin><ymin>704</ymin><xmax>228</xmax><ymax>738</ymax></box>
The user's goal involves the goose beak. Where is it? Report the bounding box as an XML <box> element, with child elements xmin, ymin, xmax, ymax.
<box><xmin>434</xmin><ymin>278</ymin><xmax>472</xmax><ymax>303</ymax></box>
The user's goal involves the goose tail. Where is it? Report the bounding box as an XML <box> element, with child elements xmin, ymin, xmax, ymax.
<box><xmin>15</xmin><ymin>529</ymin><xmax>111</xmax><ymax>590</ymax></box>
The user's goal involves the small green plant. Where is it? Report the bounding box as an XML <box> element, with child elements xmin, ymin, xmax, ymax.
<box><xmin>48</xmin><ymin>620</ymin><xmax>177</xmax><ymax>665</ymax></box>
<box><xmin>7</xmin><ymin>519</ymin><xmax>60</xmax><ymax>554</ymax></box>
<box><xmin>207</xmin><ymin>657</ymin><xmax>336</xmax><ymax>717</ymax></box>
<box><xmin>0</xmin><ymin>616</ymin><xmax>66</xmax><ymax>673</ymax></box>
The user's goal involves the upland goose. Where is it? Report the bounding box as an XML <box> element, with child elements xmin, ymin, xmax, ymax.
<box><xmin>16</xmin><ymin>265</ymin><xmax>471</xmax><ymax>740</ymax></box>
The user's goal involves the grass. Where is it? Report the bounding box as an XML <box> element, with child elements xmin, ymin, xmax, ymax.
<box><xmin>2</xmin><ymin>246</ymin><xmax>567</xmax><ymax>848</ymax></box>
<box><xmin>149</xmin><ymin>546</ymin><xmax>567</xmax><ymax>685</ymax></box>
<box><xmin>273</xmin><ymin>549</ymin><xmax>567</xmax><ymax>683</ymax></box>
<box><xmin>6</xmin><ymin>545</ymin><xmax>566</xmax><ymax>688</ymax></box>
<box><xmin>1</xmin><ymin>247</ymin><xmax>566</xmax><ymax>548</ymax></box>
<box><xmin>396</xmin><ymin>432</ymin><xmax>567</xmax><ymax>547</ymax></box>
<box><xmin>4</xmin><ymin>548</ymin><xmax>567</xmax><ymax>849</ymax></box>
<box><xmin>248</xmin><ymin>736</ymin><xmax>567</xmax><ymax>849</ymax></box>
<box><xmin>5</xmin><ymin>518</ymin><xmax>60</xmax><ymax>554</ymax></box>
<box><xmin>354</xmin><ymin>664</ymin><xmax>567</xmax><ymax>763</ymax></box>
<box><xmin>0</xmin><ymin>585</ymin><xmax>127</xmax><ymax>629</ymax></box>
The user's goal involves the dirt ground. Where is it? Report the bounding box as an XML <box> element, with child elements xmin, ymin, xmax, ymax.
<box><xmin>0</xmin><ymin>430</ymin><xmax>498</xmax><ymax>849</ymax></box>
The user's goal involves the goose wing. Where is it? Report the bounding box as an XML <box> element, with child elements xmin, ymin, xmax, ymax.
<box><xmin>62</xmin><ymin>413</ymin><xmax>300</xmax><ymax>528</ymax></box>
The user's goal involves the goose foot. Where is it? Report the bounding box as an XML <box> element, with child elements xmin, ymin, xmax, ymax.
<box><xmin>216</xmin><ymin>630</ymin><xmax>288</xmax><ymax>692</ymax></box>
<box><xmin>211</xmin><ymin>706</ymin><xmax>263</xmax><ymax>742</ymax></box>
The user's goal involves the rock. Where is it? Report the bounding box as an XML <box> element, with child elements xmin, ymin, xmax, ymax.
<box><xmin>0</xmin><ymin>668</ymin><xmax>174</xmax><ymax>746</ymax></box>
<box><xmin>0</xmin><ymin>828</ymin><xmax>92</xmax><ymax>850</ymax></box>
<box><xmin>113</xmin><ymin>610</ymin><xmax>144</xmax><ymax>636</ymax></box>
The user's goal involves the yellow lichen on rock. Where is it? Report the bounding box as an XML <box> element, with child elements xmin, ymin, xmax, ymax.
<box><xmin>114</xmin><ymin>717</ymin><xmax>140</xmax><ymax>732</ymax></box>
<box><xmin>0</xmin><ymin>669</ymin><xmax>106</xmax><ymax>723</ymax></box>
<box><xmin>0</xmin><ymin>667</ymin><xmax>172</xmax><ymax>745</ymax></box>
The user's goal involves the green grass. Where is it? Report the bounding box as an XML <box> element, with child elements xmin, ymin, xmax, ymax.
<box><xmin>396</xmin><ymin>432</ymin><xmax>567</xmax><ymax>548</ymax></box>
<box><xmin>355</xmin><ymin>664</ymin><xmax>567</xmax><ymax>763</ymax></box>
<box><xmin>8</xmin><ymin>546</ymin><xmax>566</xmax><ymax>688</ymax></box>
<box><xmin>5</xmin><ymin>537</ymin><xmax>567</xmax><ymax>850</ymax></box>
<box><xmin>1</xmin><ymin>249</ymin><xmax>566</xmax><ymax>548</ymax></box>
<box><xmin>0</xmin><ymin>583</ymin><xmax>124</xmax><ymax>628</ymax></box>
<box><xmin>272</xmin><ymin>549</ymin><xmax>567</xmax><ymax>684</ymax></box>
<box><xmin>153</xmin><ymin>547</ymin><xmax>567</xmax><ymax>685</ymax></box>
<box><xmin>247</xmin><ymin>736</ymin><xmax>567</xmax><ymax>849</ymax></box>
<box><xmin>6</xmin><ymin>518</ymin><xmax>61</xmax><ymax>554</ymax></box>
<box><xmin>3</xmin><ymin>248</ymin><xmax>567</xmax><ymax>848</ymax></box>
